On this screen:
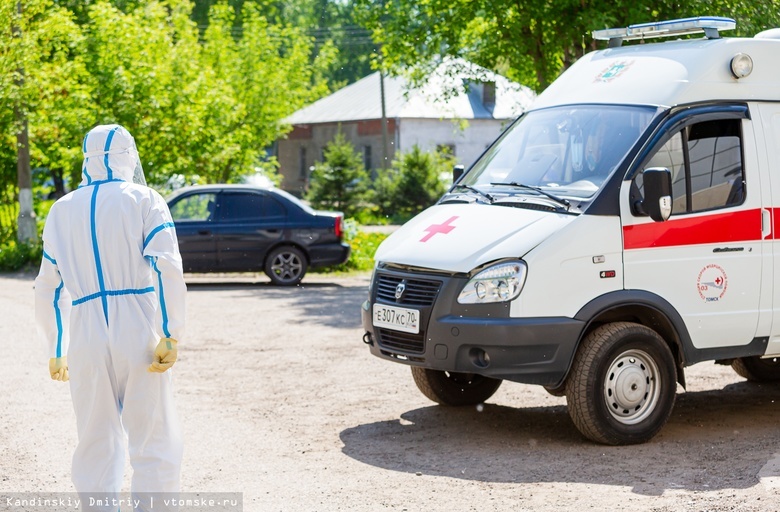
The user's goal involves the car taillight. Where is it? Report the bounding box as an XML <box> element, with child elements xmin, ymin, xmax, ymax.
<box><xmin>334</xmin><ymin>216</ymin><xmax>343</xmax><ymax>239</ymax></box>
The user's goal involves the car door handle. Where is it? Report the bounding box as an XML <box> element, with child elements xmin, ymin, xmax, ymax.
<box><xmin>198</xmin><ymin>230</ymin><xmax>212</xmax><ymax>235</ymax></box>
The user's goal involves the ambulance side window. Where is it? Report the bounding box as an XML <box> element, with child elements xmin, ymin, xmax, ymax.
<box><xmin>644</xmin><ymin>133</ymin><xmax>686</xmax><ymax>214</ymax></box>
<box><xmin>687</xmin><ymin>120</ymin><xmax>743</xmax><ymax>211</ymax></box>
<box><xmin>637</xmin><ymin>118</ymin><xmax>744</xmax><ymax>216</ymax></box>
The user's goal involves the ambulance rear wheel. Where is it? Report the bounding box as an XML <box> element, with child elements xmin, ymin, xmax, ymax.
<box><xmin>565</xmin><ymin>322</ymin><xmax>677</xmax><ymax>445</ymax></box>
<box><xmin>731</xmin><ymin>356</ymin><xmax>780</xmax><ymax>382</ymax></box>
<box><xmin>411</xmin><ymin>367</ymin><xmax>502</xmax><ymax>406</ymax></box>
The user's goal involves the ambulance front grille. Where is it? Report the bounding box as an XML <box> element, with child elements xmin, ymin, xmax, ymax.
<box><xmin>375</xmin><ymin>275</ymin><xmax>441</xmax><ymax>306</ymax></box>
<box><xmin>376</xmin><ymin>328</ymin><xmax>425</xmax><ymax>354</ymax></box>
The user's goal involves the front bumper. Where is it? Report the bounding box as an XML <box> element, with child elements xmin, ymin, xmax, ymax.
<box><xmin>361</xmin><ymin>266</ymin><xmax>584</xmax><ymax>387</ymax></box>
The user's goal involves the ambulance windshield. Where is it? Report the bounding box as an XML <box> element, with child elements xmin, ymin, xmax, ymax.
<box><xmin>461</xmin><ymin>105</ymin><xmax>656</xmax><ymax>201</ymax></box>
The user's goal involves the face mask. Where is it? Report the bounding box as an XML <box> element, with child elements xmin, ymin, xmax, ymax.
<box><xmin>130</xmin><ymin>146</ymin><xmax>147</xmax><ymax>186</ymax></box>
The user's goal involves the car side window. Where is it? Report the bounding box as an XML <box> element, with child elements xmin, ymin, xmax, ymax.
<box><xmin>634</xmin><ymin>117</ymin><xmax>745</xmax><ymax>216</ymax></box>
<box><xmin>169</xmin><ymin>193</ymin><xmax>217</xmax><ymax>221</ymax></box>
<box><xmin>217</xmin><ymin>193</ymin><xmax>265</xmax><ymax>222</ymax></box>
<box><xmin>264</xmin><ymin>196</ymin><xmax>286</xmax><ymax>218</ymax></box>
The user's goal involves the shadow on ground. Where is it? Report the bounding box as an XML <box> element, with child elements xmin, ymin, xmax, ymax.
<box><xmin>186</xmin><ymin>277</ymin><xmax>368</xmax><ymax>329</ymax></box>
<box><xmin>340</xmin><ymin>380</ymin><xmax>780</xmax><ymax>495</ymax></box>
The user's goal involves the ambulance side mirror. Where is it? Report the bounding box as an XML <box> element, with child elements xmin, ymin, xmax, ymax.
<box><xmin>453</xmin><ymin>164</ymin><xmax>465</xmax><ymax>183</ymax></box>
<box><xmin>641</xmin><ymin>167</ymin><xmax>673</xmax><ymax>222</ymax></box>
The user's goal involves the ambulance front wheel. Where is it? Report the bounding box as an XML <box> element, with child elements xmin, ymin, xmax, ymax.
<box><xmin>565</xmin><ymin>322</ymin><xmax>677</xmax><ymax>445</ymax></box>
<box><xmin>731</xmin><ymin>356</ymin><xmax>780</xmax><ymax>382</ymax></box>
<box><xmin>411</xmin><ymin>367</ymin><xmax>502</xmax><ymax>406</ymax></box>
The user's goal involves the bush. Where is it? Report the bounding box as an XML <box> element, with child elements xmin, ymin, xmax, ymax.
<box><xmin>337</xmin><ymin>230</ymin><xmax>387</xmax><ymax>271</ymax></box>
<box><xmin>0</xmin><ymin>240</ymin><xmax>43</xmax><ymax>272</ymax></box>
<box><xmin>311</xmin><ymin>224</ymin><xmax>387</xmax><ymax>274</ymax></box>
<box><xmin>375</xmin><ymin>145</ymin><xmax>453</xmax><ymax>218</ymax></box>
<box><xmin>306</xmin><ymin>132</ymin><xmax>370</xmax><ymax>217</ymax></box>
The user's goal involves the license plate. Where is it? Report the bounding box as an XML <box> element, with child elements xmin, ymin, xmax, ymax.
<box><xmin>372</xmin><ymin>303</ymin><xmax>420</xmax><ymax>334</ymax></box>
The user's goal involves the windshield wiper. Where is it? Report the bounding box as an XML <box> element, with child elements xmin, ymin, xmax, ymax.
<box><xmin>490</xmin><ymin>182</ymin><xmax>570</xmax><ymax>210</ymax></box>
<box><xmin>449</xmin><ymin>184</ymin><xmax>494</xmax><ymax>204</ymax></box>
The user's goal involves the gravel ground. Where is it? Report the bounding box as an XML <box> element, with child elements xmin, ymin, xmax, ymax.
<box><xmin>2</xmin><ymin>271</ymin><xmax>780</xmax><ymax>512</ymax></box>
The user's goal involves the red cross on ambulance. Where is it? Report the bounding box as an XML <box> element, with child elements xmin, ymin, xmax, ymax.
<box><xmin>420</xmin><ymin>216</ymin><xmax>459</xmax><ymax>242</ymax></box>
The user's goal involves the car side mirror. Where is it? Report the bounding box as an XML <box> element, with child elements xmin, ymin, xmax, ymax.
<box><xmin>640</xmin><ymin>167</ymin><xmax>673</xmax><ymax>222</ymax></box>
<box><xmin>453</xmin><ymin>164</ymin><xmax>465</xmax><ymax>183</ymax></box>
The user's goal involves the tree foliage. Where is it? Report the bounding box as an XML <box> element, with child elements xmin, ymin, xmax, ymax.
<box><xmin>305</xmin><ymin>131</ymin><xmax>369</xmax><ymax>217</ymax></box>
<box><xmin>356</xmin><ymin>0</ymin><xmax>780</xmax><ymax>91</ymax></box>
<box><xmin>191</xmin><ymin>0</ymin><xmax>375</xmax><ymax>89</ymax></box>
<box><xmin>79</xmin><ymin>0</ymin><xmax>333</xmax><ymax>185</ymax></box>
<box><xmin>0</xmin><ymin>0</ymin><xmax>336</xmax><ymax>243</ymax></box>
<box><xmin>375</xmin><ymin>145</ymin><xmax>452</xmax><ymax>218</ymax></box>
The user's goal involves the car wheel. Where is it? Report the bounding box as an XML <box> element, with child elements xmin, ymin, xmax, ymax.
<box><xmin>565</xmin><ymin>322</ymin><xmax>677</xmax><ymax>445</ymax></box>
<box><xmin>411</xmin><ymin>366</ymin><xmax>502</xmax><ymax>406</ymax></box>
<box><xmin>731</xmin><ymin>356</ymin><xmax>780</xmax><ymax>382</ymax></box>
<box><xmin>264</xmin><ymin>246</ymin><xmax>307</xmax><ymax>286</ymax></box>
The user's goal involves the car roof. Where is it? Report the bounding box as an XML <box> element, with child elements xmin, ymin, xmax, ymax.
<box><xmin>166</xmin><ymin>183</ymin><xmax>317</xmax><ymax>214</ymax></box>
<box><xmin>168</xmin><ymin>183</ymin><xmax>269</xmax><ymax>196</ymax></box>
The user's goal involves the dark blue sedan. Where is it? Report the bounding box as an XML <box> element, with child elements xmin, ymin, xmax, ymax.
<box><xmin>167</xmin><ymin>184</ymin><xmax>350</xmax><ymax>285</ymax></box>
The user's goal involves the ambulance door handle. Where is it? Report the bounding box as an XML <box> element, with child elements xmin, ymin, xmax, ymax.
<box><xmin>762</xmin><ymin>209</ymin><xmax>772</xmax><ymax>239</ymax></box>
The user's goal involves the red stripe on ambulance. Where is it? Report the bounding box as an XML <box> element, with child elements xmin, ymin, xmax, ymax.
<box><xmin>623</xmin><ymin>209</ymin><xmax>763</xmax><ymax>250</ymax></box>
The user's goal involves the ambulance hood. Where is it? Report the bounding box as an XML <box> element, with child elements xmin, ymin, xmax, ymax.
<box><xmin>375</xmin><ymin>203</ymin><xmax>575</xmax><ymax>273</ymax></box>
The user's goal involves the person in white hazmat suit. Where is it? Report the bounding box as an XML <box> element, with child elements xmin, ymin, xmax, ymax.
<box><xmin>34</xmin><ymin>124</ymin><xmax>186</xmax><ymax>511</ymax></box>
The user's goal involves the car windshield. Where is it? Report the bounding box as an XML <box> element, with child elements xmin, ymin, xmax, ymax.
<box><xmin>459</xmin><ymin>105</ymin><xmax>657</xmax><ymax>203</ymax></box>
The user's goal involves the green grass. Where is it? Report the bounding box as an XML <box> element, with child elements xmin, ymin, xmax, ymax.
<box><xmin>311</xmin><ymin>229</ymin><xmax>388</xmax><ymax>274</ymax></box>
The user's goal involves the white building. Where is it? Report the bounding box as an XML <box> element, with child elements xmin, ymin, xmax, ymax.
<box><xmin>276</xmin><ymin>58</ymin><xmax>536</xmax><ymax>195</ymax></box>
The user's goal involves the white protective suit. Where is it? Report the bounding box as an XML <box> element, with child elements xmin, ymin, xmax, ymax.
<box><xmin>34</xmin><ymin>124</ymin><xmax>186</xmax><ymax>510</ymax></box>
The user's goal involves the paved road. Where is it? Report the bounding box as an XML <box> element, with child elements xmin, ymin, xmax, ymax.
<box><xmin>2</xmin><ymin>271</ymin><xmax>780</xmax><ymax>511</ymax></box>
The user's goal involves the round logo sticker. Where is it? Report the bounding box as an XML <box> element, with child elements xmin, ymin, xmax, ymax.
<box><xmin>697</xmin><ymin>264</ymin><xmax>728</xmax><ymax>302</ymax></box>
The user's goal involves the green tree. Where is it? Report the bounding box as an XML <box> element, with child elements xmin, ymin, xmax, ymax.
<box><xmin>28</xmin><ymin>4</ymin><xmax>93</xmax><ymax>194</ymax></box>
<box><xmin>79</xmin><ymin>0</ymin><xmax>333</xmax><ymax>185</ymax></box>
<box><xmin>376</xmin><ymin>145</ymin><xmax>452</xmax><ymax>218</ymax></box>
<box><xmin>306</xmin><ymin>131</ymin><xmax>369</xmax><ymax>216</ymax></box>
<box><xmin>356</xmin><ymin>0</ymin><xmax>780</xmax><ymax>92</ymax></box>
<box><xmin>0</xmin><ymin>0</ymin><xmax>89</xmax><ymax>242</ymax></box>
<box><xmin>192</xmin><ymin>0</ymin><xmax>375</xmax><ymax>88</ymax></box>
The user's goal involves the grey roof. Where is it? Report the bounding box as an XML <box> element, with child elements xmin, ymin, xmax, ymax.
<box><xmin>284</xmin><ymin>58</ymin><xmax>536</xmax><ymax>125</ymax></box>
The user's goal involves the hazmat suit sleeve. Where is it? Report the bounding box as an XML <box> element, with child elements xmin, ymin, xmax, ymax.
<box><xmin>143</xmin><ymin>190</ymin><xmax>186</xmax><ymax>342</ymax></box>
<box><xmin>35</xmin><ymin>220</ymin><xmax>72</xmax><ymax>359</ymax></box>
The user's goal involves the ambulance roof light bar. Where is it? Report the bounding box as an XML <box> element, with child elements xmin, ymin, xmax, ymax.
<box><xmin>593</xmin><ymin>16</ymin><xmax>736</xmax><ymax>48</ymax></box>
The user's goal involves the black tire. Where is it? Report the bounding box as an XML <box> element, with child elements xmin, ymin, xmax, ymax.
<box><xmin>731</xmin><ymin>356</ymin><xmax>780</xmax><ymax>382</ymax></box>
<box><xmin>264</xmin><ymin>246</ymin><xmax>307</xmax><ymax>286</ymax></box>
<box><xmin>565</xmin><ymin>322</ymin><xmax>677</xmax><ymax>445</ymax></box>
<box><xmin>411</xmin><ymin>366</ymin><xmax>502</xmax><ymax>406</ymax></box>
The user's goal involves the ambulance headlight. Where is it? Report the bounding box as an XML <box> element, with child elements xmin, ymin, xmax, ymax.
<box><xmin>458</xmin><ymin>261</ymin><xmax>527</xmax><ymax>304</ymax></box>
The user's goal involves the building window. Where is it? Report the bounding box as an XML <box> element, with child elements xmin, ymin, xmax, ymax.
<box><xmin>483</xmin><ymin>82</ymin><xmax>496</xmax><ymax>107</ymax></box>
<box><xmin>299</xmin><ymin>147</ymin><xmax>307</xmax><ymax>180</ymax></box>
<box><xmin>363</xmin><ymin>145</ymin><xmax>372</xmax><ymax>171</ymax></box>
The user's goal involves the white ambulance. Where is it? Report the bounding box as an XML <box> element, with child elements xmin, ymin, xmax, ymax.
<box><xmin>361</xmin><ymin>17</ymin><xmax>780</xmax><ymax>445</ymax></box>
